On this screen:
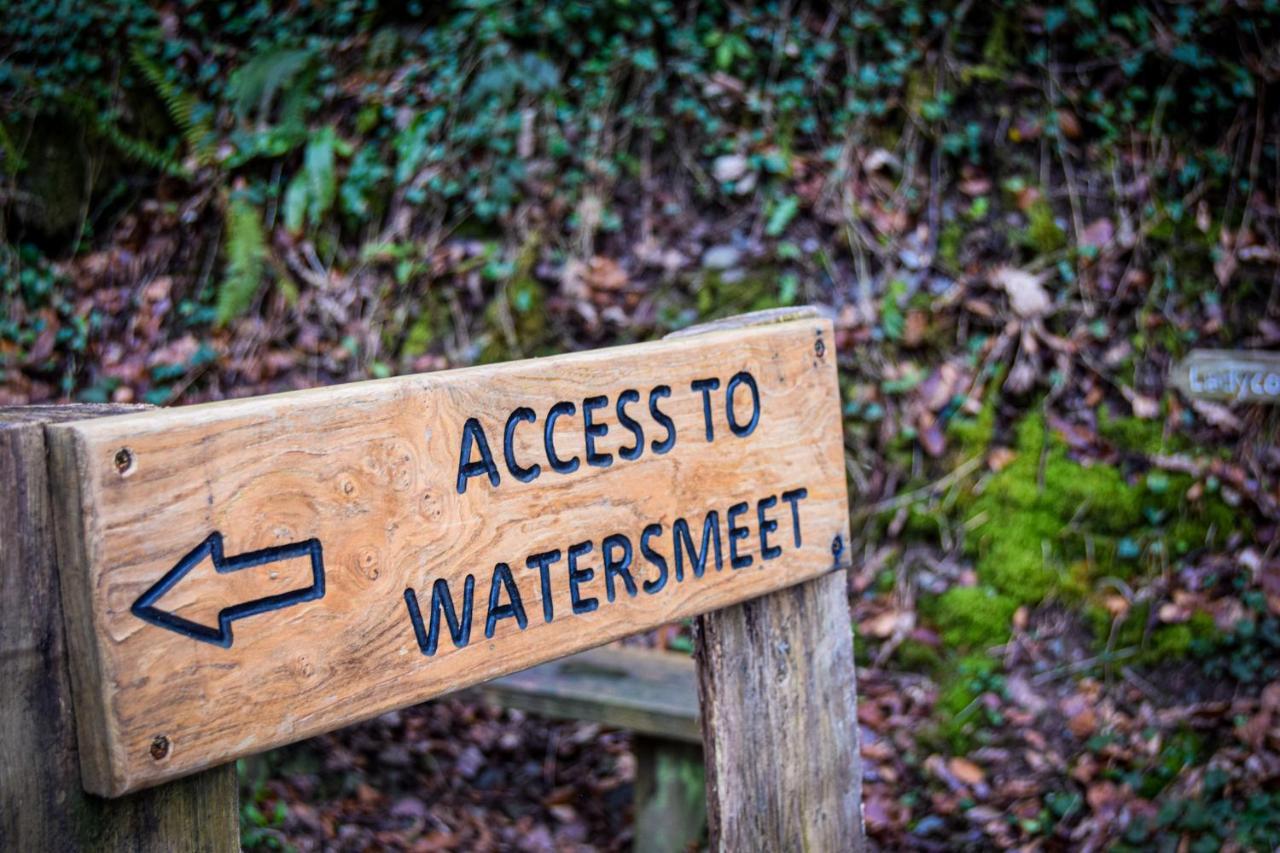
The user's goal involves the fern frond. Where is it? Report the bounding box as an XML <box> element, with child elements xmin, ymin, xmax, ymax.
<box><xmin>56</xmin><ymin>91</ymin><xmax>190</xmax><ymax>178</ymax></box>
<box><xmin>217</xmin><ymin>198</ymin><xmax>268</xmax><ymax>326</ymax></box>
<box><xmin>227</xmin><ymin>46</ymin><xmax>317</xmax><ymax>123</ymax></box>
<box><xmin>100</xmin><ymin>124</ymin><xmax>190</xmax><ymax>179</ymax></box>
<box><xmin>129</xmin><ymin>45</ymin><xmax>214</xmax><ymax>163</ymax></box>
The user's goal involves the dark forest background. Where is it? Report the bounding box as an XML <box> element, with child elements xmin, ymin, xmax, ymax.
<box><xmin>3</xmin><ymin>2</ymin><xmax>1280</xmax><ymax>849</ymax></box>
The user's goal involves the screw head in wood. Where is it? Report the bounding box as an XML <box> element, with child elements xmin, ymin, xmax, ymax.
<box><xmin>150</xmin><ymin>735</ymin><xmax>169</xmax><ymax>760</ymax></box>
<box><xmin>114</xmin><ymin>447</ymin><xmax>135</xmax><ymax>476</ymax></box>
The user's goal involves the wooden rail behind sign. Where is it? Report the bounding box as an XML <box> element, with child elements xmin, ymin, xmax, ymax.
<box><xmin>47</xmin><ymin>316</ymin><xmax>849</xmax><ymax>796</ymax></box>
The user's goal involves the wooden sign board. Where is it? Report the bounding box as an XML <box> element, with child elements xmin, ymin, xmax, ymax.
<box><xmin>48</xmin><ymin>317</ymin><xmax>849</xmax><ymax>796</ymax></box>
<box><xmin>1171</xmin><ymin>349</ymin><xmax>1280</xmax><ymax>404</ymax></box>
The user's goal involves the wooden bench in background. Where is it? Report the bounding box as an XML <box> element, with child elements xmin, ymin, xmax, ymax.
<box><xmin>474</xmin><ymin>645</ymin><xmax>704</xmax><ymax>852</ymax></box>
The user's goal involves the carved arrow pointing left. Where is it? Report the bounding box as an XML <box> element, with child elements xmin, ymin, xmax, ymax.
<box><xmin>130</xmin><ymin>532</ymin><xmax>325</xmax><ymax>648</ymax></box>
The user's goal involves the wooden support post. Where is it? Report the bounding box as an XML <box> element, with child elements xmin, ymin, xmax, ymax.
<box><xmin>475</xmin><ymin>646</ymin><xmax>707</xmax><ymax>850</ymax></box>
<box><xmin>633</xmin><ymin>736</ymin><xmax>706</xmax><ymax>853</ymax></box>
<box><xmin>670</xmin><ymin>310</ymin><xmax>866</xmax><ymax>852</ymax></box>
<box><xmin>0</xmin><ymin>406</ymin><xmax>237</xmax><ymax>851</ymax></box>
<box><xmin>693</xmin><ymin>573</ymin><xmax>864</xmax><ymax>850</ymax></box>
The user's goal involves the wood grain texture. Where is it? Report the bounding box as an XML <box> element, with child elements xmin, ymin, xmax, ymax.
<box><xmin>673</xmin><ymin>310</ymin><xmax>866</xmax><ymax>853</ymax></box>
<box><xmin>0</xmin><ymin>407</ymin><xmax>236</xmax><ymax>852</ymax></box>
<box><xmin>474</xmin><ymin>645</ymin><xmax>699</xmax><ymax>743</ymax></box>
<box><xmin>694</xmin><ymin>572</ymin><xmax>864</xmax><ymax>852</ymax></box>
<box><xmin>47</xmin><ymin>318</ymin><xmax>847</xmax><ymax>795</ymax></box>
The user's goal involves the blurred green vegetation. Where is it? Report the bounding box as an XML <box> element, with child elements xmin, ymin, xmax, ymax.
<box><xmin>3</xmin><ymin>0</ymin><xmax>1277</xmax><ymax>330</ymax></box>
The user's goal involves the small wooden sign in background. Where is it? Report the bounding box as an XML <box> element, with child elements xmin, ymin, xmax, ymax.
<box><xmin>1171</xmin><ymin>349</ymin><xmax>1280</xmax><ymax>404</ymax></box>
<box><xmin>49</xmin><ymin>317</ymin><xmax>848</xmax><ymax>796</ymax></box>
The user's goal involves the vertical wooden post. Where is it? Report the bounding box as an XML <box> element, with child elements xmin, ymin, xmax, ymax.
<box><xmin>693</xmin><ymin>574</ymin><xmax>864</xmax><ymax>850</ymax></box>
<box><xmin>669</xmin><ymin>310</ymin><xmax>866</xmax><ymax>852</ymax></box>
<box><xmin>633</xmin><ymin>736</ymin><xmax>706</xmax><ymax>853</ymax></box>
<box><xmin>0</xmin><ymin>406</ymin><xmax>237</xmax><ymax>851</ymax></box>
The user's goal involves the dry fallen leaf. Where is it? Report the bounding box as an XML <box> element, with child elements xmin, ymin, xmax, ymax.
<box><xmin>862</xmin><ymin>610</ymin><xmax>901</xmax><ymax>639</ymax></box>
<box><xmin>1119</xmin><ymin>385</ymin><xmax>1160</xmax><ymax>419</ymax></box>
<box><xmin>1068</xmin><ymin>708</ymin><xmax>1098</xmax><ymax>739</ymax></box>
<box><xmin>948</xmin><ymin>756</ymin><xmax>986</xmax><ymax>786</ymax></box>
<box><xmin>991</xmin><ymin>266</ymin><xmax>1052</xmax><ymax>318</ymax></box>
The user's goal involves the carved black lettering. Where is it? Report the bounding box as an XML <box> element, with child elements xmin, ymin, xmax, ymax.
<box><xmin>725</xmin><ymin>371</ymin><xmax>760</xmax><ymax>437</ymax></box>
<box><xmin>503</xmin><ymin>407</ymin><xmax>541</xmax><ymax>483</ymax></box>
<box><xmin>648</xmin><ymin>385</ymin><xmax>676</xmax><ymax>454</ymax></box>
<box><xmin>727</xmin><ymin>501</ymin><xmax>752</xmax><ymax>569</ymax></box>
<box><xmin>602</xmin><ymin>533</ymin><xmax>638</xmax><ymax>602</ymax></box>
<box><xmin>404</xmin><ymin>576</ymin><xmax>474</xmax><ymax>656</ymax></box>
<box><xmin>781</xmin><ymin>487</ymin><xmax>809</xmax><ymax>547</ymax></box>
<box><xmin>616</xmin><ymin>389</ymin><xmax>644</xmax><ymax>461</ymax></box>
<box><xmin>567</xmin><ymin>540</ymin><xmax>598</xmax><ymax>614</ymax></box>
<box><xmin>640</xmin><ymin>523</ymin><xmax>668</xmax><ymax>594</ymax></box>
<box><xmin>691</xmin><ymin>377</ymin><xmax>721</xmax><ymax>442</ymax></box>
<box><xmin>544</xmin><ymin>401</ymin><xmax>580</xmax><ymax>474</ymax></box>
<box><xmin>456</xmin><ymin>418</ymin><xmax>500</xmax><ymax>494</ymax></box>
<box><xmin>757</xmin><ymin>495</ymin><xmax>781</xmax><ymax>560</ymax></box>
<box><xmin>525</xmin><ymin>549</ymin><xmax>562</xmax><ymax>623</ymax></box>
<box><xmin>484</xmin><ymin>562</ymin><xmax>528</xmax><ymax>638</ymax></box>
<box><xmin>582</xmin><ymin>395</ymin><xmax>613</xmax><ymax>468</ymax></box>
<box><xmin>673</xmin><ymin>511</ymin><xmax>722</xmax><ymax>580</ymax></box>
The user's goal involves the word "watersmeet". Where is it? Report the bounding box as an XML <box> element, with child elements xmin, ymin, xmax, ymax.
<box><xmin>403</xmin><ymin>487</ymin><xmax>808</xmax><ymax>655</ymax></box>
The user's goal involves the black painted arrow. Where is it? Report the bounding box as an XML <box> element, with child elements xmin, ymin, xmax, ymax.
<box><xmin>130</xmin><ymin>532</ymin><xmax>325</xmax><ymax>648</ymax></box>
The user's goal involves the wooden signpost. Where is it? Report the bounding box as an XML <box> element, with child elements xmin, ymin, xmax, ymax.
<box><xmin>46</xmin><ymin>314</ymin><xmax>851</xmax><ymax>799</ymax></box>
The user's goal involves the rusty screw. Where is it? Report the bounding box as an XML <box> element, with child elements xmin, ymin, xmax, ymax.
<box><xmin>150</xmin><ymin>735</ymin><xmax>169</xmax><ymax>761</ymax></box>
<box><xmin>113</xmin><ymin>447</ymin><xmax>135</xmax><ymax>476</ymax></box>
<box><xmin>815</xmin><ymin>337</ymin><xmax>826</xmax><ymax>358</ymax></box>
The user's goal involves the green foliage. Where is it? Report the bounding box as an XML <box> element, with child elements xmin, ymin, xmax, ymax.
<box><xmin>238</xmin><ymin>757</ymin><xmax>290</xmax><ymax>850</ymax></box>
<box><xmin>1116</xmin><ymin>770</ymin><xmax>1280</xmax><ymax>851</ymax></box>
<box><xmin>1022</xmin><ymin>197</ymin><xmax>1067</xmax><ymax>254</ymax></box>
<box><xmin>4</xmin><ymin>0</ymin><xmax>1276</xmax><ymax>277</ymax></box>
<box><xmin>1091</xmin><ymin>603</ymin><xmax>1220</xmax><ymax>665</ymax></box>
<box><xmin>881</xmin><ymin>279</ymin><xmax>908</xmax><ymax>342</ymax></box>
<box><xmin>764</xmin><ymin>195</ymin><xmax>800</xmax><ymax>237</ymax></box>
<box><xmin>284</xmin><ymin>128</ymin><xmax>343</xmax><ymax>232</ymax></box>
<box><xmin>696</xmin><ymin>268</ymin><xmax>796</xmax><ymax>320</ymax></box>
<box><xmin>925</xmin><ymin>585</ymin><xmax>1019</xmax><ymax>650</ymax></box>
<box><xmin>0</xmin><ymin>244</ymin><xmax>88</xmax><ymax>394</ymax></box>
<box><xmin>129</xmin><ymin>44</ymin><xmax>212</xmax><ymax>164</ymax></box>
<box><xmin>964</xmin><ymin>415</ymin><xmax>1128</xmax><ymax>602</ymax></box>
<box><xmin>931</xmin><ymin>653</ymin><xmax>1008</xmax><ymax>751</ymax></box>
<box><xmin>1097</xmin><ymin>411</ymin><xmax>1182</xmax><ymax>455</ymax></box>
<box><xmin>227</xmin><ymin>46</ymin><xmax>317</xmax><ymax>125</ymax></box>
<box><xmin>217</xmin><ymin>197</ymin><xmax>268</xmax><ymax>327</ymax></box>
<box><xmin>1200</xmin><ymin>593</ymin><xmax>1280</xmax><ymax>685</ymax></box>
<box><xmin>958</xmin><ymin>412</ymin><xmax>1241</xmax><ymax>611</ymax></box>
<box><xmin>340</xmin><ymin>145</ymin><xmax>389</xmax><ymax>222</ymax></box>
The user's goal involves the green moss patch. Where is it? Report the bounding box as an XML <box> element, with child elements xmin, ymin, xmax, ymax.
<box><xmin>963</xmin><ymin>414</ymin><xmax>1142</xmax><ymax>603</ymax></box>
<box><xmin>911</xmin><ymin>410</ymin><xmax>1246</xmax><ymax>655</ymax></box>
<box><xmin>923</xmin><ymin>585</ymin><xmax>1019</xmax><ymax>651</ymax></box>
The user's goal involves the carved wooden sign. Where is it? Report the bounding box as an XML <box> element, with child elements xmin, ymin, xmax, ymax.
<box><xmin>48</xmin><ymin>316</ymin><xmax>849</xmax><ymax>796</ymax></box>
<box><xmin>1171</xmin><ymin>349</ymin><xmax>1280</xmax><ymax>404</ymax></box>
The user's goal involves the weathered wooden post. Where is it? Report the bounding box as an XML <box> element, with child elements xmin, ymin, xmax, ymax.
<box><xmin>0</xmin><ymin>406</ymin><xmax>237</xmax><ymax>851</ymax></box>
<box><xmin>672</xmin><ymin>309</ymin><xmax>866</xmax><ymax>851</ymax></box>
